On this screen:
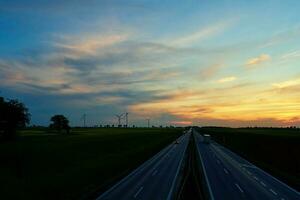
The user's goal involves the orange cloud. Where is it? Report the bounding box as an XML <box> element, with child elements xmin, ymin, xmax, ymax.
<box><xmin>128</xmin><ymin>80</ymin><xmax>300</xmax><ymax>127</ymax></box>
<box><xmin>170</xmin><ymin>121</ymin><xmax>193</xmax><ymax>126</ymax></box>
<box><xmin>200</xmin><ymin>63</ymin><xmax>223</xmax><ymax>80</ymax></box>
<box><xmin>246</xmin><ymin>54</ymin><xmax>270</xmax><ymax>67</ymax></box>
<box><xmin>217</xmin><ymin>76</ymin><xmax>237</xmax><ymax>83</ymax></box>
<box><xmin>272</xmin><ymin>78</ymin><xmax>300</xmax><ymax>89</ymax></box>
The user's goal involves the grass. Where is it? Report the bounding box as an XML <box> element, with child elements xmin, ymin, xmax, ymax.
<box><xmin>0</xmin><ymin>127</ymin><xmax>183</xmax><ymax>200</ymax></box>
<box><xmin>198</xmin><ymin>127</ymin><xmax>300</xmax><ymax>191</ymax></box>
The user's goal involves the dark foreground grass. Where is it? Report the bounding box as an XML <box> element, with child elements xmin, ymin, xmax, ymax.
<box><xmin>0</xmin><ymin>128</ymin><xmax>183</xmax><ymax>200</ymax></box>
<box><xmin>199</xmin><ymin>127</ymin><xmax>300</xmax><ymax>191</ymax></box>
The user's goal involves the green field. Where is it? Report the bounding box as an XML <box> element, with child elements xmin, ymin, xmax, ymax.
<box><xmin>199</xmin><ymin>127</ymin><xmax>300</xmax><ymax>191</ymax></box>
<box><xmin>0</xmin><ymin>128</ymin><xmax>183</xmax><ymax>200</ymax></box>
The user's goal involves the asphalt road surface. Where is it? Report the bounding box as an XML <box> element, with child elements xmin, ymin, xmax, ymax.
<box><xmin>97</xmin><ymin>130</ymin><xmax>191</xmax><ymax>200</ymax></box>
<box><xmin>194</xmin><ymin>130</ymin><xmax>300</xmax><ymax>200</ymax></box>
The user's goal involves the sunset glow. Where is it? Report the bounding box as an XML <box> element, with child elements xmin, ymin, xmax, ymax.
<box><xmin>1</xmin><ymin>1</ymin><xmax>300</xmax><ymax>127</ymax></box>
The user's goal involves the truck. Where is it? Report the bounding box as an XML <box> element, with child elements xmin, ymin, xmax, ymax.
<box><xmin>203</xmin><ymin>134</ymin><xmax>211</xmax><ymax>144</ymax></box>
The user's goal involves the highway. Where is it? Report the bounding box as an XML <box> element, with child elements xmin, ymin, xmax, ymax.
<box><xmin>194</xmin><ymin>130</ymin><xmax>300</xmax><ymax>200</ymax></box>
<box><xmin>97</xmin><ymin>130</ymin><xmax>191</xmax><ymax>200</ymax></box>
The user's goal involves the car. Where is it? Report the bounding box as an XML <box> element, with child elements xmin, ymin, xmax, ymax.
<box><xmin>203</xmin><ymin>134</ymin><xmax>211</xmax><ymax>144</ymax></box>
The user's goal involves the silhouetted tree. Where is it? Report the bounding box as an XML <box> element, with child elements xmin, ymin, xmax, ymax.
<box><xmin>49</xmin><ymin>115</ymin><xmax>70</xmax><ymax>134</ymax></box>
<box><xmin>0</xmin><ymin>97</ymin><xmax>31</xmax><ymax>140</ymax></box>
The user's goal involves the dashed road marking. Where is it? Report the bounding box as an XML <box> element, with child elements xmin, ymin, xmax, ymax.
<box><xmin>241</xmin><ymin>164</ymin><xmax>257</xmax><ymax>169</ymax></box>
<box><xmin>223</xmin><ymin>168</ymin><xmax>229</xmax><ymax>174</ymax></box>
<box><xmin>235</xmin><ymin>183</ymin><xmax>244</xmax><ymax>193</ymax></box>
<box><xmin>151</xmin><ymin>170</ymin><xmax>158</xmax><ymax>176</ymax></box>
<box><xmin>260</xmin><ymin>181</ymin><xmax>266</xmax><ymax>187</ymax></box>
<box><xmin>253</xmin><ymin>176</ymin><xmax>259</xmax><ymax>181</ymax></box>
<box><xmin>269</xmin><ymin>189</ymin><xmax>278</xmax><ymax>195</ymax></box>
<box><xmin>134</xmin><ymin>186</ymin><xmax>144</xmax><ymax>198</ymax></box>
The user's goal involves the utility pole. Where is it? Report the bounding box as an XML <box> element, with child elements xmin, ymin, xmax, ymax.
<box><xmin>146</xmin><ymin>118</ymin><xmax>150</xmax><ymax>128</ymax></box>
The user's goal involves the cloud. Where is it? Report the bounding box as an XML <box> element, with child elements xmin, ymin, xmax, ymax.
<box><xmin>217</xmin><ymin>76</ymin><xmax>237</xmax><ymax>83</ymax></box>
<box><xmin>260</xmin><ymin>27</ymin><xmax>300</xmax><ymax>48</ymax></box>
<box><xmin>170</xmin><ymin>121</ymin><xmax>193</xmax><ymax>126</ymax></box>
<box><xmin>271</xmin><ymin>78</ymin><xmax>300</xmax><ymax>94</ymax></box>
<box><xmin>127</xmin><ymin>80</ymin><xmax>300</xmax><ymax>127</ymax></box>
<box><xmin>0</xmin><ymin>27</ymin><xmax>190</xmax><ymax>120</ymax></box>
<box><xmin>280</xmin><ymin>50</ymin><xmax>300</xmax><ymax>60</ymax></box>
<box><xmin>245</xmin><ymin>54</ymin><xmax>271</xmax><ymax>67</ymax></box>
<box><xmin>171</xmin><ymin>20</ymin><xmax>235</xmax><ymax>47</ymax></box>
<box><xmin>54</xmin><ymin>34</ymin><xmax>128</xmax><ymax>57</ymax></box>
<box><xmin>272</xmin><ymin>78</ymin><xmax>300</xmax><ymax>89</ymax></box>
<box><xmin>199</xmin><ymin>63</ymin><xmax>223</xmax><ymax>80</ymax></box>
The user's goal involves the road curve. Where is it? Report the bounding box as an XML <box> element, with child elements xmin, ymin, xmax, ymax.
<box><xmin>97</xmin><ymin>130</ymin><xmax>191</xmax><ymax>200</ymax></box>
<box><xmin>194</xmin><ymin>129</ymin><xmax>300</xmax><ymax>200</ymax></box>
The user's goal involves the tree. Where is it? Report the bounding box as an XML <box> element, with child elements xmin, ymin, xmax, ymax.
<box><xmin>49</xmin><ymin>115</ymin><xmax>70</xmax><ymax>134</ymax></box>
<box><xmin>0</xmin><ymin>97</ymin><xmax>31</xmax><ymax>140</ymax></box>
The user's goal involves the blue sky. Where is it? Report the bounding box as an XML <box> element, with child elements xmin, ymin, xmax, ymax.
<box><xmin>1</xmin><ymin>0</ymin><xmax>300</xmax><ymax>127</ymax></box>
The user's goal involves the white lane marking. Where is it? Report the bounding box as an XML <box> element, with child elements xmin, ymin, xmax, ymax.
<box><xmin>134</xmin><ymin>186</ymin><xmax>144</xmax><ymax>198</ymax></box>
<box><xmin>269</xmin><ymin>189</ymin><xmax>278</xmax><ymax>195</ymax></box>
<box><xmin>235</xmin><ymin>183</ymin><xmax>244</xmax><ymax>193</ymax></box>
<box><xmin>260</xmin><ymin>181</ymin><xmax>266</xmax><ymax>187</ymax></box>
<box><xmin>246</xmin><ymin>171</ymin><xmax>252</xmax><ymax>175</ymax></box>
<box><xmin>223</xmin><ymin>168</ymin><xmax>229</xmax><ymax>174</ymax></box>
<box><xmin>151</xmin><ymin>170</ymin><xmax>158</xmax><ymax>176</ymax></box>
<box><xmin>241</xmin><ymin>164</ymin><xmax>257</xmax><ymax>169</ymax></box>
<box><xmin>212</xmin><ymin>139</ymin><xmax>300</xmax><ymax>195</ymax></box>
<box><xmin>253</xmin><ymin>176</ymin><xmax>259</xmax><ymax>181</ymax></box>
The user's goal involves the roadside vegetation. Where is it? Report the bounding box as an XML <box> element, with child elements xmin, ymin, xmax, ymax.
<box><xmin>198</xmin><ymin>127</ymin><xmax>300</xmax><ymax>191</ymax></box>
<box><xmin>0</xmin><ymin>97</ymin><xmax>30</xmax><ymax>140</ymax></box>
<box><xmin>0</xmin><ymin>127</ymin><xmax>183</xmax><ymax>200</ymax></box>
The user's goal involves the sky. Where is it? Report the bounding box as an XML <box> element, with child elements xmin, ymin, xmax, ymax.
<box><xmin>1</xmin><ymin>0</ymin><xmax>300</xmax><ymax>127</ymax></box>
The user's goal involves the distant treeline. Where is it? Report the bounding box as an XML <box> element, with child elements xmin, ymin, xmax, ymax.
<box><xmin>201</xmin><ymin>126</ymin><xmax>299</xmax><ymax>129</ymax></box>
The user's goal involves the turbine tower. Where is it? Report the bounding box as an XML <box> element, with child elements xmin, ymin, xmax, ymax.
<box><xmin>81</xmin><ymin>114</ymin><xmax>87</xmax><ymax>127</ymax></box>
<box><xmin>125</xmin><ymin>112</ymin><xmax>128</xmax><ymax>127</ymax></box>
<box><xmin>115</xmin><ymin>113</ymin><xmax>124</xmax><ymax>127</ymax></box>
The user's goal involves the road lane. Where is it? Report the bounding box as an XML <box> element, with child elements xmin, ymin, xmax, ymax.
<box><xmin>194</xmin><ymin>130</ymin><xmax>300</xmax><ymax>200</ymax></box>
<box><xmin>97</xmin><ymin>130</ymin><xmax>191</xmax><ymax>200</ymax></box>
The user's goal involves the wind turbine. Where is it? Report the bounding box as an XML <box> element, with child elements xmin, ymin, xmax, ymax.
<box><xmin>81</xmin><ymin>114</ymin><xmax>87</xmax><ymax>127</ymax></box>
<box><xmin>115</xmin><ymin>113</ymin><xmax>124</xmax><ymax>127</ymax></box>
<box><xmin>125</xmin><ymin>112</ymin><xmax>128</xmax><ymax>127</ymax></box>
